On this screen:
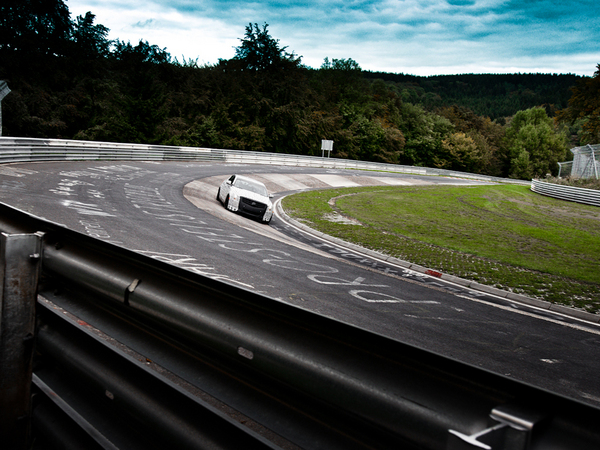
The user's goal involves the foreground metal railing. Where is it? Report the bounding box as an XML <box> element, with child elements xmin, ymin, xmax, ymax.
<box><xmin>0</xmin><ymin>136</ymin><xmax>528</xmax><ymax>185</ymax></box>
<box><xmin>2</xmin><ymin>203</ymin><xmax>600</xmax><ymax>449</ymax></box>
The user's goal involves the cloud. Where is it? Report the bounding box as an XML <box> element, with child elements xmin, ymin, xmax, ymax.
<box><xmin>132</xmin><ymin>19</ymin><xmax>156</xmax><ymax>29</ymax></box>
<box><xmin>66</xmin><ymin>0</ymin><xmax>600</xmax><ymax>75</ymax></box>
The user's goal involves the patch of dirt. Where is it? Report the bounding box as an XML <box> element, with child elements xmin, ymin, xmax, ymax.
<box><xmin>322</xmin><ymin>212</ymin><xmax>363</xmax><ymax>225</ymax></box>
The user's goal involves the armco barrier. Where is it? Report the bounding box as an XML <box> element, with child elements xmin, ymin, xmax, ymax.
<box><xmin>1</xmin><ymin>203</ymin><xmax>600</xmax><ymax>450</ymax></box>
<box><xmin>0</xmin><ymin>136</ymin><xmax>529</xmax><ymax>185</ymax></box>
<box><xmin>531</xmin><ymin>179</ymin><xmax>600</xmax><ymax>207</ymax></box>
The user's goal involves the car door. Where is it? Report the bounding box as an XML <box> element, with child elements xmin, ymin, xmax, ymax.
<box><xmin>221</xmin><ymin>175</ymin><xmax>235</xmax><ymax>202</ymax></box>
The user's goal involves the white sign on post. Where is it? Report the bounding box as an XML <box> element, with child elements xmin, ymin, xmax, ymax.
<box><xmin>321</xmin><ymin>139</ymin><xmax>334</xmax><ymax>158</ymax></box>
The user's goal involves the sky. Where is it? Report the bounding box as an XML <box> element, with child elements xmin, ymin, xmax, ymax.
<box><xmin>65</xmin><ymin>0</ymin><xmax>600</xmax><ymax>77</ymax></box>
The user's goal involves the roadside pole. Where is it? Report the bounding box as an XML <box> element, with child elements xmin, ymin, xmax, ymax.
<box><xmin>0</xmin><ymin>232</ymin><xmax>43</xmax><ymax>449</ymax></box>
<box><xmin>0</xmin><ymin>81</ymin><xmax>10</xmax><ymax>136</ymax></box>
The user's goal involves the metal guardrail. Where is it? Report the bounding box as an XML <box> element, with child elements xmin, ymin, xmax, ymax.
<box><xmin>2</xmin><ymin>195</ymin><xmax>600</xmax><ymax>448</ymax></box>
<box><xmin>531</xmin><ymin>179</ymin><xmax>600</xmax><ymax>207</ymax></box>
<box><xmin>0</xmin><ymin>136</ymin><xmax>529</xmax><ymax>185</ymax></box>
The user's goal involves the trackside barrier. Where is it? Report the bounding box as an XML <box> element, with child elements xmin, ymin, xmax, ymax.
<box><xmin>0</xmin><ymin>136</ymin><xmax>529</xmax><ymax>185</ymax></box>
<box><xmin>1</xmin><ymin>205</ymin><xmax>600</xmax><ymax>449</ymax></box>
<box><xmin>531</xmin><ymin>179</ymin><xmax>600</xmax><ymax>207</ymax></box>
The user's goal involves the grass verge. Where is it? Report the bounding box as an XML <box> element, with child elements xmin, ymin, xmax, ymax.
<box><xmin>282</xmin><ymin>184</ymin><xmax>600</xmax><ymax>314</ymax></box>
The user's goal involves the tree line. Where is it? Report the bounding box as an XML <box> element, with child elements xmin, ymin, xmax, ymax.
<box><xmin>1</xmin><ymin>1</ymin><xmax>598</xmax><ymax>180</ymax></box>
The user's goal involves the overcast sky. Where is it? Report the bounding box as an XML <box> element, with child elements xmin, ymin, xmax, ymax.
<box><xmin>65</xmin><ymin>0</ymin><xmax>599</xmax><ymax>76</ymax></box>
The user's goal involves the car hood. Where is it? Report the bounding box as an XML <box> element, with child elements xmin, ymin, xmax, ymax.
<box><xmin>233</xmin><ymin>187</ymin><xmax>272</xmax><ymax>205</ymax></box>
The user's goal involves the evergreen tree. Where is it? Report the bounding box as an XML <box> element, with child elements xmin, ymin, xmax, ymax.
<box><xmin>0</xmin><ymin>0</ymin><xmax>72</xmax><ymax>57</ymax></box>
<box><xmin>557</xmin><ymin>63</ymin><xmax>600</xmax><ymax>144</ymax></box>
<box><xmin>397</xmin><ymin>103</ymin><xmax>453</xmax><ymax>166</ymax></box>
<box><xmin>71</xmin><ymin>12</ymin><xmax>111</xmax><ymax>59</ymax></box>
<box><xmin>233</xmin><ymin>23</ymin><xmax>301</xmax><ymax>71</ymax></box>
<box><xmin>505</xmin><ymin>107</ymin><xmax>568</xmax><ymax>179</ymax></box>
<box><xmin>437</xmin><ymin>106</ymin><xmax>507</xmax><ymax>176</ymax></box>
<box><xmin>112</xmin><ymin>40</ymin><xmax>171</xmax><ymax>65</ymax></box>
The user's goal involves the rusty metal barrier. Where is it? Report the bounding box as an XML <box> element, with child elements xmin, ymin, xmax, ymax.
<box><xmin>2</xmin><ymin>201</ymin><xmax>600</xmax><ymax>449</ymax></box>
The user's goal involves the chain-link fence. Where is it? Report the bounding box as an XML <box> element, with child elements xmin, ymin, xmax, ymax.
<box><xmin>560</xmin><ymin>144</ymin><xmax>600</xmax><ymax>179</ymax></box>
<box><xmin>558</xmin><ymin>160</ymin><xmax>573</xmax><ymax>178</ymax></box>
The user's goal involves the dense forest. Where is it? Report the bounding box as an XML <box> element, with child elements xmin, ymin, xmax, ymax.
<box><xmin>1</xmin><ymin>0</ymin><xmax>599</xmax><ymax>180</ymax></box>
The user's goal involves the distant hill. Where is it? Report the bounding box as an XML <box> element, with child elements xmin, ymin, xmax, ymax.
<box><xmin>363</xmin><ymin>71</ymin><xmax>581</xmax><ymax>121</ymax></box>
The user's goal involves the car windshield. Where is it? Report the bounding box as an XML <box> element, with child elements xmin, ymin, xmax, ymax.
<box><xmin>235</xmin><ymin>179</ymin><xmax>268</xmax><ymax>196</ymax></box>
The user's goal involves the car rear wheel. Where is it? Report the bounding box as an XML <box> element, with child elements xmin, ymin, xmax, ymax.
<box><xmin>216</xmin><ymin>188</ymin><xmax>221</xmax><ymax>202</ymax></box>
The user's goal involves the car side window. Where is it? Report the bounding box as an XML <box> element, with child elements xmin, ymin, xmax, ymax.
<box><xmin>228</xmin><ymin>175</ymin><xmax>236</xmax><ymax>184</ymax></box>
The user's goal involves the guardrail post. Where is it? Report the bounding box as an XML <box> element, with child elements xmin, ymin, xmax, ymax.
<box><xmin>0</xmin><ymin>80</ymin><xmax>10</xmax><ymax>136</ymax></box>
<box><xmin>0</xmin><ymin>232</ymin><xmax>43</xmax><ymax>449</ymax></box>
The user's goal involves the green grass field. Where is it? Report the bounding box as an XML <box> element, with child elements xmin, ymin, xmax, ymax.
<box><xmin>282</xmin><ymin>183</ymin><xmax>600</xmax><ymax>314</ymax></box>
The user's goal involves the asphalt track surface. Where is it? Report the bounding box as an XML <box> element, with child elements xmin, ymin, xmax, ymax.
<box><xmin>2</xmin><ymin>160</ymin><xmax>600</xmax><ymax>408</ymax></box>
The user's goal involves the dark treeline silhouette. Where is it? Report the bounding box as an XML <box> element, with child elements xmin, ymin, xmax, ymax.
<box><xmin>364</xmin><ymin>72</ymin><xmax>579</xmax><ymax>121</ymax></box>
<box><xmin>1</xmin><ymin>1</ymin><xmax>596</xmax><ymax>179</ymax></box>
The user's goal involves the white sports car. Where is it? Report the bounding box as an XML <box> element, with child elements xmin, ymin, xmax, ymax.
<box><xmin>217</xmin><ymin>175</ymin><xmax>274</xmax><ymax>224</ymax></box>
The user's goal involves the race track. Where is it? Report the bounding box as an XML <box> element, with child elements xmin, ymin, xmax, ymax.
<box><xmin>2</xmin><ymin>160</ymin><xmax>600</xmax><ymax>407</ymax></box>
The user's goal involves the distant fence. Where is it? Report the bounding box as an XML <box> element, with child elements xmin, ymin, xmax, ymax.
<box><xmin>0</xmin><ymin>136</ymin><xmax>529</xmax><ymax>185</ymax></box>
<box><xmin>531</xmin><ymin>179</ymin><xmax>600</xmax><ymax>207</ymax></box>
<box><xmin>558</xmin><ymin>144</ymin><xmax>600</xmax><ymax>179</ymax></box>
<box><xmin>558</xmin><ymin>160</ymin><xmax>573</xmax><ymax>178</ymax></box>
